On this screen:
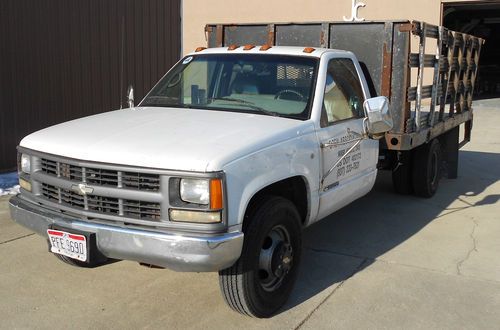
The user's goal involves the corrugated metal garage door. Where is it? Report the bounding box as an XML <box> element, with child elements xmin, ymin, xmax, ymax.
<box><xmin>0</xmin><ymin>0</ymin><xmax>181</xmax><ymax>171</ymax></box>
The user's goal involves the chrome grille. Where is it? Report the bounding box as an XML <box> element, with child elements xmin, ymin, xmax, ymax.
<box><xmin>39</xmin><ymin>157</ymin><xmax>162</xmax><ymax>222</ymax></box>
<box><xmin>122</xmin><ymin>172</ymin><xmax>161</xmax><ymax>190</ymax></box>
<box><xmin>40</xmin><ymin>158</ymin><xmax>160</xmax><ymax>191</ymax></box>
<box><xmin>41</xmin><ymin>183</ymin><xmax>161</xmax><ymax>220</ymax></box>
<box><xmin>86</xmin><ymin>168</ymin><xmax>119</xmax><ymax>187</ymax></box>
<box><xmin>42</xmin><ymin>183</ymin><xmax>85</xmax><ymax>209</ymax></box>
<box><xmin>87</xmin><ymin>195</ymin><xmax>119</xmax><ymax>215</ymax></box>
<box><xmin>122</xmin><ymin>200</ymin><xmax>162</xmax><ymax>219</ymax></box>
<box><xmin>41</xmin><ymin>158</ymin><xmax>57</xmax><ymax>176</ymax></box>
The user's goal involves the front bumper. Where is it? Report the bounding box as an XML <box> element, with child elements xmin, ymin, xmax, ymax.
<box><xmin>9</xmin><ymin>196</ymin><xmax>243</xmax><ymax>272</ymax></box>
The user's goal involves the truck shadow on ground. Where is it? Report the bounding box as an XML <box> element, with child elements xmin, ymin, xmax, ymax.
<box><xmin>280</xmin><ymin>149</ymin><xmax>500</xmax><ymax>313</ymax></box>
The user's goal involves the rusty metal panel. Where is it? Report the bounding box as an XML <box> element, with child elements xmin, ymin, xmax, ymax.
<box><xmin>206</xmin><ymin>23</ymin><xmax>326</xmax><ymax>48</ymax></box>
<box><xmin>216</xmin><ymin>25</ymin><xmax>224</xmax><ymax>47</ymax></box>
<box><xmin>389</xmin><ymin>22</ymin><xmax>411</xmax><ymax>137</ymax></box>
<box><xmin>385</xmin><ymin>110</ymin><xmax>473</xmax><ymax>151</ymax></box>
<box><xmin>267</xmin><ymin>24</ymin><xmax>276</xmax><ymax>45</ymax></box>
<box><xmin>329</xmin><ymin>22</ymin><xmax>388</xmax><ymax>98</ymax></box>
<box><xmin>224</xmin><ymin>25</ymin><xmax>269</xmax><ymax>46</ymax></box>
<box><xmin>380</xmin><ymin>22</ymin><xmax>395</xmax><ymax>99</ymax></box>
<box><xmin>0</xmin><ymin>0</ymin><xmax>181</xmax><ymax>171</ymax></box>
<box><xmin>205</xmin><ymin>25</ymin><xmax>218</xmax><ymax>48</ymax></box>
<box><xmin>275</xmin><ymin>24</ymin><xmax>323</xmax><ymax>47</ymax></box>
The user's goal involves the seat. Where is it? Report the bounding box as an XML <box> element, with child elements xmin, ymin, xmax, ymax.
<box><xmin>230</xmin><ymin>73</ymin><xmax>260</xmax><ymax>95</ymax></box>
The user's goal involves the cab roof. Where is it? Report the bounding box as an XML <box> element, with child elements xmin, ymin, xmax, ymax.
<box><xmin>186</xmin><ymin>46</ymin><xmax>352</xmax><ymax>58</ymax></box>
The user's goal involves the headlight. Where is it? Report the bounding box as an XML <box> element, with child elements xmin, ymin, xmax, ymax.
<box><xmin>20</xmin><ymin>154</ymin><xmax>31</xmax><ymax>174</ymax></box>
<box><xmin>171</xmin><ymin>177</ymin><xmax>224</xmax><ymax>224</ymax></box>
<box><xmin>180</xmin><ymin>178</ymin><xmax>210</xmax><ymax>205</ymax></box>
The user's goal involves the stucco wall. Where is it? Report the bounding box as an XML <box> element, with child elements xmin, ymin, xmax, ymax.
<box><xmin>182</xmin><ymin>0</ymin><xmax>443</xmax><ymax>54</ymax></box>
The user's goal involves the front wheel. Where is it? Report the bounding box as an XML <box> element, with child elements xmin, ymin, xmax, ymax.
<box><xmin>218</xmin><ymin>196</ymin><xmax>302</xmax><ymax>318</ymax></box>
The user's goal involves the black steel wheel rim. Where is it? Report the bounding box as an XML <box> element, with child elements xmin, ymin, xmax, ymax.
<box><xmin>258</xmin><ymin>224</ymin><xmax>293</xmax><ymax>292</ymax></box>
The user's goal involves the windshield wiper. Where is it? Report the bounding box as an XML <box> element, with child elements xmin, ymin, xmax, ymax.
<box><xmin>207</xmin><ymin>97</ymin><xmax>255</xmax><ymax>105</ymax></box>
<box><xmin>207</xmin><ymin>97</ymin><xmax>278</xmax><ymax>117</ymax></box>
<box><xmin>140</xmin><ymin>95</ymin><xmax>178</xmax><ymax>106</ymax></box>
<box><xmin>141</xmin><ymin>96</ymin><xmax>199</xmax><ymax>109</ymax></box>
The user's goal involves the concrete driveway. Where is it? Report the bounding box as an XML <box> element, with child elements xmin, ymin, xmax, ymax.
<box><xmin>1</xmin><ymin>101</ymin><xmax>499</xmax><ymax>329</ymax></box>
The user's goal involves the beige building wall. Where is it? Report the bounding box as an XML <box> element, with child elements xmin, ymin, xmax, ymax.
<box><xmin>182</xmin><ymin>0</ymin><xmax>445</xmax><ymax>54</ymax></box>
<box><xmin>182</xmin><ymin>0</ymin><xmax>488</xmax><ymax>53</ymax></box>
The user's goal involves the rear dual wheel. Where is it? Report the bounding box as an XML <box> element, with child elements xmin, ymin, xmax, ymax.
<box><xmin>218</xmin><ymin>196</ymin><xmax>302</xmax><ymax>318</ymax></box>
<box><xmin>392</xmin><ymin>139</ymin><xmax>442</xmax><ymax>198</ymax></box>
<box><xmin>412</xmin><ymin>139</ymin><xmax>442</xmax><ymax>198</ymax></box>
<box><xmin>392</xmin><ymin>151</ymin><xmax>413</xmax><ymax>194</ymax></box>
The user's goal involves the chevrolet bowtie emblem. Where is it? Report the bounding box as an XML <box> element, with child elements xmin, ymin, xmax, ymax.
<box><xmin>71</xmin><ymin>183</ymin><xmax>94</xmax><ymax>196</ymax></box>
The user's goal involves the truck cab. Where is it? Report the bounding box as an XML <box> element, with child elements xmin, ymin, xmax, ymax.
<box><xmin>139</xmin><ymin>46</ymin><xmax>383</xmax><ymax>224</ymax></box>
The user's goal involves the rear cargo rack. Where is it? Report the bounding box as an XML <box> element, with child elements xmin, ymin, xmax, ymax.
<box><xmin>205</xmin><ymin>21</ymin><xmax>484</xmax><ymax>150</ymax></box>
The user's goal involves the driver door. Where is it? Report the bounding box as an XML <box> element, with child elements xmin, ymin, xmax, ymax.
<box><xmin>316</xmin><ymin>57</ymin><xmax>378</xmax><ymax>220</ymax></box>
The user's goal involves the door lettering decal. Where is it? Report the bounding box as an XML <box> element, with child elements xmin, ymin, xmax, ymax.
<box><xmin>336</xmin><ymin>144</ymin><xmax>361</xmax><ymax>179</ymax></box>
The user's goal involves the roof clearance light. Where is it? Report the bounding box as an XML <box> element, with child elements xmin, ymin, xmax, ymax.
<box><xmin>228</xmin><ymin>44</ymin><xmax>239</xmax><ymax>51</ymax></box>
<box><xmin>259</xmin><ymin>44</ymin><xmax>272</xmax><ymax>51</ymax></box>
<box><xmin>243</xmin><ymin>44</ymin><xmax>255</xmax><ymax>50</ymax></box>
<box><xmin>303</xmin><ymin>47</ymin><xmax>316</xmax><ymax>53</ymax></box>
<box><xmin>195</xmin><ymin>47</ymin><xmax>206</xmax><ymax>52</ymax></box>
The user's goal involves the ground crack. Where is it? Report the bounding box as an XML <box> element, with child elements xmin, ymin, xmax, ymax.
<box><xmin>294</xmin><ymin>257</ymin><xmax>369</xmax><ymax>330</ymax></box>
<box><xmin>0</xmin><ymin>233</ymin><xmax>35</xmax><ymax>245</ymax></box>
<box><xmin>456</xmin><ymin>218</ymin><xmax>479</xmax><ymax>275</ymax></box>
<box><xmin>304</xmin><ymin>246</ymin><xmax>368</xmax><ymax>261</ymax></box>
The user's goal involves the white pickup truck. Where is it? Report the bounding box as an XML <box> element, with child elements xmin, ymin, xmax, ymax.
<box><xmin>10</xmin><ymin>21</ymin><xmax>483</xmax><ymax>317</ymax></box>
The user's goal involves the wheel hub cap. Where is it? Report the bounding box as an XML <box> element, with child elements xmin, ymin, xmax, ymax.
<box><xmin>258</xmin><ymin>225</ymin><xmax>293</xmax><ymax>291</ymax></box>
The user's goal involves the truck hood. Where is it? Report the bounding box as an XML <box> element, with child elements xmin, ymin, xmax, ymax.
<box><xmin>20</xmin><ymin>107</ymin><xmax>314</xmax><ymax>172</ymax></box>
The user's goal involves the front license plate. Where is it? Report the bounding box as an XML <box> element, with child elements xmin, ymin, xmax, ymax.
<box><xmin>47</xmin><ymin>229</ymin><xmax>88</xmax><ymax>262</ymax></box>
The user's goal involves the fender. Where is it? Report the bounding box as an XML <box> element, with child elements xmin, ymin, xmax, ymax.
<box><xmin>222</xmin><ymin>127</ymin><xmax>321</xmax><ymax>228</ymax></box>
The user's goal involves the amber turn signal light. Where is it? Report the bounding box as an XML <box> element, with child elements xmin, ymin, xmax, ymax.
<box><xmin>210</xmin><ymin>179</ymin><xmax>223</xmax><ymax>210</ymax></box>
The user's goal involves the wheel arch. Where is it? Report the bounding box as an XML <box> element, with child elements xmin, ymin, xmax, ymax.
<box><xmin>242</xmin><ymin>176</ymin><xmax>310</xmax><ymax>228</ymax></box>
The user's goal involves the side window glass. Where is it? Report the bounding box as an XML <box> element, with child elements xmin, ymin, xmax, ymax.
<box><xmin>321</xmin><ymin>58</ymin><xmax>365</xmax><ymax>127</ymax></box>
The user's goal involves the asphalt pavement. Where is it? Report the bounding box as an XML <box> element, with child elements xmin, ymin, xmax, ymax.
<box><xmin>1</xmin><ymin>100</ymin><xmax>499</xmax><ymax>329</ymax></box>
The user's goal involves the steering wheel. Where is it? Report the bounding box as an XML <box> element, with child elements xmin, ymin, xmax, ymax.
<box><xmin>274</xmin><ymin>89</ymin><xmax>305</xmax><ymax>102</ymax></box>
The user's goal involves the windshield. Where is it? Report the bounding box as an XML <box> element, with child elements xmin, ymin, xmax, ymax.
<box><xmin>140</xmin><ymin>54</ymin><xmax>318</xmax><ymax>120</ymax></box>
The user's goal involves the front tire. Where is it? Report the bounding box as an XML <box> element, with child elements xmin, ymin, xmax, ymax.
<box><xmin>219</xmin><ymin>196</ymin><xmax>302</xmax><ymax>318</ymax></box>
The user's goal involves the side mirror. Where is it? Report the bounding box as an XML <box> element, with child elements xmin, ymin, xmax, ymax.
<box><xmin>126</xmin><ymin>85</ymin><xmax>135</xmax><ymax>108</ymax></box>
<box><xmin>363</xmin><ymin>96</ymin><xmax>393</xmax><ymax>136</ymax></box>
